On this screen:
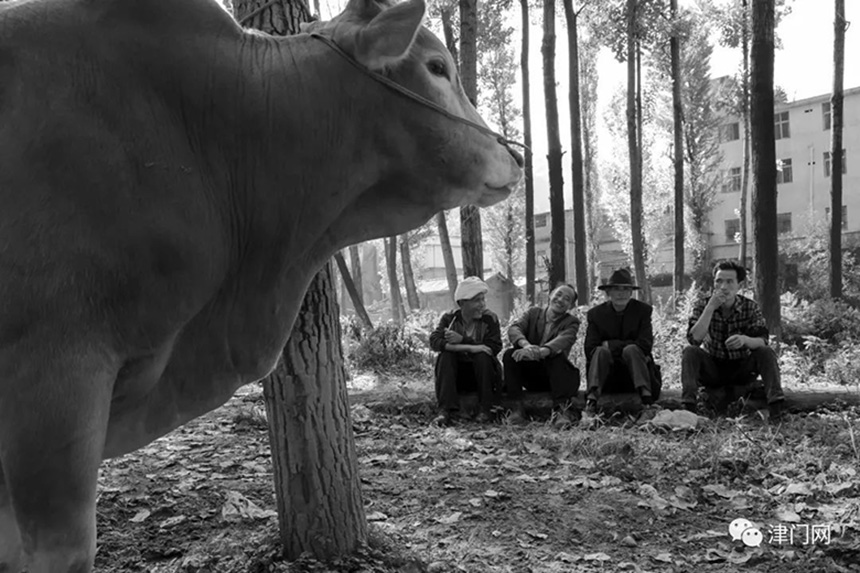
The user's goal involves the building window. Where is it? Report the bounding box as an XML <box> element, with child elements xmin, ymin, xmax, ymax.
<box><xmin>776</xmin><ymin>158</ymin><xmax>793</xmax><ymax>184</ymax></box>
<box><xmin>777</xmin><ymin>212</ymin><xmax>792</xmax><ymax>234</ymax></box>
<box><xmin>823</xmin><ymin>101</ymin><xmax>831</xmax><ymax>130</ymax></box>
<box><xmin>725</xmin><ymin>218</ymin><xmax>740</xmax><ymax>243</ymax></box>
<box><xmin>721</xmin><ymin>167</ymin><xmax>742</xmax><ymax>193</ymax></box>
<box><xmin>774</xmin><ymin>111</ymin><xmax>790</xmax><ymax>139</ymax></box>
<box><xmin>825</xmin><ymin>205</ymin><xmax>848</xmax><ymax>229</ymax></box>
<box><xmin>721</xmin><ymin>122</ymin><xmax>740</xmax><ymax>142</ymax></box>
<box><xmin>535</xmin><ymin>213</ymin><xmax>548</xmax><ymax>228</ymax></box>
<box><xmin>824</xmin><ymin>149</ymin><xmax>847</xmax><ymax>177</ymax></box>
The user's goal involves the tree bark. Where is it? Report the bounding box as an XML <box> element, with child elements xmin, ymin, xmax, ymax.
<box><xmin>627</xmin><ymin>0</ymin><xmax>650</xmax><ymax>303</ymax></box>
<box><xmin>459</xmin><ymin>0</ymin><xmax>484</xmax><ymax>278</ymax></box>
<box><xmin>750</xmin><ymin>0</ymin><xmax>780</xmax><ymax>334</ymax></box>
<box><xmin>436</xmin><ymin>212</ymin><xmax>459</xmax><ymax>303</ymax></box>
<box><xmin>234</xmin><ymin>0</ymin><xmax>367</xmax><ymax>558</ymax></box>
<box><xmin>348</xmin><ymin>244</ymin><xmax>363</xmax><ymax>305</ymax></box>
<box><xmin>739</xmin><ymin>0</ymin><xmax>751</xmax><ymax>267</ymax></box>
<box><xmin>261</xmin><ymin>264</ymin><xmax>365</xmax><ymax>559</ymax></box>
<box><xmin>520</xmin><ymin>0</ymin><xmax>536</xmax><ymax>304</ymax></box>
<box><xmin>670</xmin><ymin>0</ymin><xmax>684</xmax><ymax>304</ymax></box>
<box><xmin>400</xmin><ymin>235</ymin><xmax>421</xmax><ymax>310</ymax></box>
<box><xmin>563</xmin><ymin>0</ymin><xmax>589</xmax><ymax>305</ymax></box>
<box><xmin>542</xmin><ymin>0</ymin><xmax>565</xmax><ymax>289</ymax></box>
<box><xmin>334</xmin><ymin>252</ymin><xmax>373</xmax><ymax>332</ymax></box>
<box><xmin>385</xmin><ymin>236</ymin><xmax>406</xmax><ymax>323</ymax></box>
<box><xmin>830</xmin><ymin>0</ymin><xmax>846</xmax><ymax>299</ymax></box>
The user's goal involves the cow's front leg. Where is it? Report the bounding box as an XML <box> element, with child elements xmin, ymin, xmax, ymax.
<box><xmin>0</xmin><ymin>346</ymin><xmax>115</xmax><ymax>573</ymax></box>
<box><xmin>0</xmin><ymin>462</ymin><xmax>24</xmax><ymax>573</ymax></box>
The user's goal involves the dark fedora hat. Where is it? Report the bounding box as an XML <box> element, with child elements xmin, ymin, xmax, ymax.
<box><xmin>598</xmin><ymin>268</ymin><xmax>640</xmax><ymax>290</ymax></box>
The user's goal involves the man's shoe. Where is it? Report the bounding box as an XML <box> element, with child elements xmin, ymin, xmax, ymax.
<box><xmin>768</xmin><ymin>400</ymin><xmax>786</xmax><ymax>422</ymax></box>
<box><xmin>584</xmin><ymin>398</ymin><xmax>598</xmax><ymax>415</ymax></box>
<box><xmin>639</xmin><ymin>387</ymin><xmax>654</xmax><ymax>406</ymax></box>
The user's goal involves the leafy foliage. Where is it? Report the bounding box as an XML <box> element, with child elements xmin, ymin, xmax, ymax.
<box><xmin>346</xmin><ymin>316</ymin><xmax>435</xmax><ymax>375</ymax></box>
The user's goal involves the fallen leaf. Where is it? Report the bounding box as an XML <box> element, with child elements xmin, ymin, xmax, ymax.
<box><xmin>130</xmin><ymin>509</ymin><xmax>151</xmax><ymax>523</ymax></box>
<box><xmin>583</xmin><ymin>552</ymin><xmax>611</xmax><ymax>562</ymax></box>
<box><xmin>702</xmin><ymin>484</ymin><xmax>740</xmax><ymax>499</ymax></box>
<box><xmin>555</xmin><ymin>551</ymin><xmax>579</xmax><ymax>563</ymax></box>
<box><xmin>652</xmin><ymin>553</ymin><xmax>673</xmax><ymax>563</ymax></box>
<box><xmin>468</xmin><ymin>498</ymin><xmax>482</xmax><ymax>507</ymax></box>
<box><xmin>159</xmin><ymin>515</ymin><xmax>187</xmax><ymax>529</ymax></box>
<box><xmin>526</xmin><ymin>530</ymin><xmax>548</xmax><ymax>540</ymax></box>
<box><xmin>774</xmin><ymin>508</ymin><xmax>802</xmax><ymax>523</ymax></box>
<box><xmin>221</xmin><ymin>490</ymin><xmax>277</xmax><ymax>522</ymax></box>
<box><xmin>783</xmin><ymin>483</ymin><xmax>813</xmax><ymax>497</ymax></box>
<box><xmin>366</xmin><ymin>511</ymin><xmax>388</xmax><ymax>521</ymax></box>
<box><xmin>436</xmin><ymin>512</ymin><xmax>462</xmax><ymax>525</ymax></box>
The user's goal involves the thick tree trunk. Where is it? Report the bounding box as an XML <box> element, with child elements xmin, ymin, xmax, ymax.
<box><xmin>385</xmin><ymin>236</ymin><xmax>406</xmax><ymax>323</ymax></box>
<box><xmin>739</xmin><ymin>0</ymin><xmax>750</xmax><ymax>267</ymax></box>
<box><xmin>235</xmin><ymin>0</ymin><xmax>367</xmax><ymax>559</ymax></box>
<box><xmin>750</xmin><ymin>0</ymin><xmax>780</xmax><ymax>334</ymax></box>
<box><xmin>627</xmin><ymin>0</ymin><xmax>650</xmax><ymax>302</ymax></box>
<box><xmin>436</xmin><ymin>212</ymin><xmax>459</xmax><ymax>303</ymax></box>
<box><xmin>830</xmin><ymin>0</ymin><xmax>846</xmax><ymax>299</ymax></box>
<box><xmin>542</xmin><ymin>0</ymin><xmax>565</xmax><ymax>289</ymax></box>
<box><xmin>520</xmin><ymin>0</ymin><xmax>536</xmax><ymax>304</ymax></box>
<box><xmin>400</xmin><ymin>236</ymin><xmax>421</xmax><ymax>310</ymax></box>
<box><xmin>458</xmin><ymin>0</ymin><xmax>483</xmax><ymax>279</ymax></box>
<box><xmin>262</xmin><ymin>264</ymin><xmax>366</xmax><ymax>559</ymax></box>
<box><xmin>563</xmin><ymin>0</ymin><xmax>589</xmax><ymax>305</ymax></box>
<box><xmin>670</xmin><ymin>0</ymin><xmax>684</xmax><ymax>304</ymax></box>
<box><xmin>334</xmin><ymin>252</ymin><xmax>373</xmax><ymax>332</ymax></box>
<box><xmin>348</xmin><ymin>244</ymin><xmax>363</xmax><ymax>305</ymax></box>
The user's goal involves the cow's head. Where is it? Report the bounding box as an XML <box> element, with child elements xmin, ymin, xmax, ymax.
<box><xmin>303</xmin><ymin>0</ymin><xmax>522</xmax><ymax>215</ymax></box>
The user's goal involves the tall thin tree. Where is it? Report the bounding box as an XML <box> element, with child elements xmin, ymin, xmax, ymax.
<box><xmin>738</xmin><ymin>0</ymin><xmax>751</xmax><ymax>267</ymax></box>
<box><xmin>235</xmin><ymin>0</ymin><xmax>366</xmax><ymax>559</ymax></box>
<box><xmin>830</xmin><ymin>0</ymin><xmax>846</xmax><ymax>299</ymax></box>
<box><xmin>750</xmin><ymin>0</ymin><xmax>780</xmax><ymax>332</ymax></box>
<box><xmin>348</xmin><ymin>244</ymin><xmax>363</xmax><ymax>304</ymax></box>
<box><xmin>543</xmin><ymin>0</ymin><xmax>566</xmax><ymax>288</ymax></box>
<box><xmin>459</xmin><ymin>0</ymin><xmax>484</xmax><ymax>278</ymax></box>
<box><xmin>670</xmin><ymin>0</ymin><xmax>684</xmax><ymax>302</ymax></box>
<box><xmin>563</xmin><ymin>0</ymin><xmax>590</xmax><ymax>304</ymax></box>
<box><xmin>385</xmin><ymin>236</ymin><xmax>406</xmax><ymax>323</ymax></box>
<box><xmin>520</xmin><ymin>0</ymin><xmax>536</xmax><ymax>303</ymax></box>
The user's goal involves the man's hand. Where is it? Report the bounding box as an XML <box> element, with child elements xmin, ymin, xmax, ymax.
<box><xmin>706</xmin><ymin>290</ymin><xmax>727</xmax><ymax>312</ymax></box>
<box><xmin>512</xmin><ymin>346</ymin><xmax>544</xmax><ymax>362</ymax></box>
<box><xmin>469</xmin><ymin>344</ymin><xmax>493</xmax><ymax>356</ymax></box>
<box><xmin>444</xmin><ymin>330</ymin><xmax>464</xmax><ymax>344</ymax></box>
<box><xmin>725</xmin><ymin>334</ymin><xmax>748</xmax><ymax>350</ymax></box>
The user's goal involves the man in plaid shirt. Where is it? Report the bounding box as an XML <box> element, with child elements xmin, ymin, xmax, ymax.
<box><xmin>681</xmin><ymin>260</ymin><xmax>785</xmax><ymax>419</ymax></box>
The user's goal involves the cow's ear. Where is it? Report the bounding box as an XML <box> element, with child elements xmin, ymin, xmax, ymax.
<box><xmin>355</xmin><ymin>0</ymin><xmax>425</xmax><ymax>70</ymax></box>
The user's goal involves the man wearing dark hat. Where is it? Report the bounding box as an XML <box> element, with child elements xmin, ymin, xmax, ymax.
<box><xmin>583</xmin><ymin>268</ymin><xmax>656</xmax><ymax>419</ymax></box>
<box><xmin>429</xmin><ymin>277</ymin><xmax>503</xmax><ymax>426</ymax></box>
<box><xmin>504</xmin><ymin>284</ymin><xmax>581</xmax><ymax>427</ymax></box>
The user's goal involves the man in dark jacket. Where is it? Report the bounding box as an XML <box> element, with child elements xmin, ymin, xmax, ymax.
<box><xmin>505</xmin><ymin>284</ymin><xmax>581</xmax><ymax>426</ymax></box>
<box><xmin>584</xmin><ymin>268</ymin><xmax>655</xmax><ymax>418</ymax></box>
<box><xmin>429</xmin><ymin>277</ymin><xmax>503</xmax><ymax>426</ymax></box>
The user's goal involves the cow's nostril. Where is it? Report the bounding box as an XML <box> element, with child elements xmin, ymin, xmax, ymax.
<box><xmin>508</xmin><ymin>146</ymin><xmax>524</xmax><ymax>168</ymax></box>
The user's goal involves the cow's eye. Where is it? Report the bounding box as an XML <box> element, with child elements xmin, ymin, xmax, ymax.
<box><xmin>428</xmin><ymin>60</ymin><xmax>447</xmax><ymax>78</ymax></box>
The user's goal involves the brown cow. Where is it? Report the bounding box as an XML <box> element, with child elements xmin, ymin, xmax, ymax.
<box><xmin>0</xmin><ymin>0</ymin><xmax>522</xmax><ymax>569</ymax></box>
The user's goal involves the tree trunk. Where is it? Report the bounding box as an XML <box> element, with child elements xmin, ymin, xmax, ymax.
<box><xmin>739</xmin><ymin>0</ymin><xmax>751</xmax><ymax>267</ymax></box>
<box><xmin>670</xmin><ymin>0</ymin><xmax>684</xmax><ymax>304</ymax></box>
<box><xmin>400</xmin><ymin>236</ymin><xmax>421</xmax><ymax>310</ymax></box>
<box><xmin>235</xmin><ymin>0</ymin><xmax>366</xmax><ymax>559</ymax></box>
<box><xmin>334</xmin><ymin>252</ymin><xmax>373</xmax><ymax>332</ymax></box>
<box><xmin>627</xmin><ymin>0</ymin><xmax>650</xmax><ymax>302</ymax></box>
<box><xmin>520</xmin><ymin>0</ymin><xmax>536</xmax><ymax>304</ymax></box>
<box><xmin>458</xmin><ymin>0</ymin><xmax>483</xmax><ymax>279</ymax></box>
<box><xmin>542</xmin><ymin>0</ymin><xmax>565</xmax><ymax>289</ymax></box>
<box><xmin>750</xmin><ymin>0</ymin><xmax>780</xmax><ymax>334</ymax></box>
<box><xmin>348</xmin><ymin>245</ymin><xmax>363</xmax><ymax>305</ymax></box>
<box><xmin>830</xmin><ymin>0</ymin><xmax>846</xmax><ymax>299</ymax></box>
<box><xmin>261</xmin><ymin>264</ymin><xmax>366</xmax><ymax>559</ymax></box>
<box><xmin>436</xmin><ymin>212</ymin><xmax>459</xmax><ymax>303</ymax></box>
<box><xmin>563</xmin><ymin>0</ymin><xmax>589</xmax><ymax>305</ymax></box>
<box><xmin>385</xmin><ymin>236</ymin><xmax>406</xmax><ymax>323</ymax></box>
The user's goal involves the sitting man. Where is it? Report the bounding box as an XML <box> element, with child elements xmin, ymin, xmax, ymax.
<box><xmin>504</xmin><ymin>284</ymin><xmax>581</xmax><ymax>426</ymax></box>
<box><xmin>583</xmin><ymin>268</ymin><xmax>656</xmax><ymax>418</ymax></box>
<box><xmin>682</xmin><ymin>260</ymin><xmax>785</xmax><ymax>419</ymax></box>
<box><xmin>429</xmin><ymin>276</ymin><xmax>503</xmax><ymax>426</ymax></box>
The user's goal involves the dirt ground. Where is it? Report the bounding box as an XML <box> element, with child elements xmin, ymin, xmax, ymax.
<box><xmin>94</xmin><ymin>375</ymin><xmax>860</xmax><ymax>573</ymax></box>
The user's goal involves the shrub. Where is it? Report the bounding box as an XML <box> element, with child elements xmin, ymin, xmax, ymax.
<box><xmin>348</xmin><ymin>321</ymin><xmax>433</xmax><ymax>375</ymax></box>
<box><xmin>781</xmin><ymin>295</ymin><xmax>860</xmax><ymax>344</ymax></box>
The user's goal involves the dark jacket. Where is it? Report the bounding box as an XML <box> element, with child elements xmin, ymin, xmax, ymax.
<box><xmin>429</xmin><ymin>309</ymin><xmax>503</xmax><ymax>356</ymax></box>
<box><xmin>507</xmin><ymin>307</ymin><xmax>581</xmax><ymax>358</ymax></box>
<box><xmin>584</xmin><ymin>299</ymin><xmax>653</xmax><ymax>367</ymax></box>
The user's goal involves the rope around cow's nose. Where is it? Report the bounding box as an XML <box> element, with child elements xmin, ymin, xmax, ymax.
<box><xmin>309</xmin><ymin>33</ymin><xmax>530</xmax><ymax>156</ymax></box>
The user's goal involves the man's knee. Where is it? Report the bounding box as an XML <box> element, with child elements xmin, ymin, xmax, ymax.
<box><xmin>622</xmin><ymin>344</ymin><xmax>644</xmax><ymax>361</ymax></box>
<box><xmin>502</xmin><ymin>348</ymin><xmax>517</xmax><ymax>365</ymax></box>
<box><xmin>590</xmin><ymin>346</ymin><xmax>611</xmax><ymax>364</ymax></box>
<box><xmin>682</xmin><ymin>345</ymin><xmax>704</xmax><ymax>363</ymax></box>
<box><xmin>751</xmin><ymin>346</ymin><xmax>778</xmax><ymax>364</ymax></box>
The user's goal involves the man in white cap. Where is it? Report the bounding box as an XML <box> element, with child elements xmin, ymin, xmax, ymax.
<box><xmin>429</xmin><ymin>276</ymin><xmax>502</xmax><ymax>426</ymax></box>
<box><xmin>583</xmin><ymin>268</ymin><xmax>658</xmax><ymax>421</ymax></box>
<box><xmin>504</xmin><ymin>284</ymin><xmax>581</xmax><ymax>427</ymax></box>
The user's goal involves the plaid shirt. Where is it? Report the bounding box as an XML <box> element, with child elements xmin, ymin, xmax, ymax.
<box><xmin>687</xmin><ymin>294</ymin><xmax>769</xmax><ymax>360</ymax></box>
